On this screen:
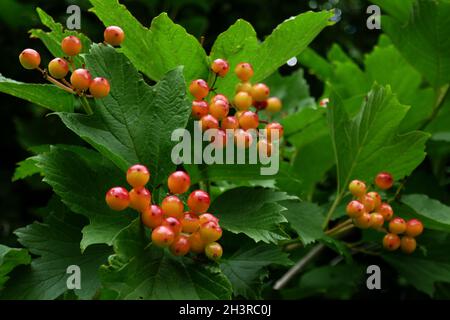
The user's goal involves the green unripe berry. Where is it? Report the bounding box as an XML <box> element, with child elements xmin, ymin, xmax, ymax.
<box><xmin>205</xmin><ymin>242</ymin><xmax>223</xmax><ymax>261</ymax></box>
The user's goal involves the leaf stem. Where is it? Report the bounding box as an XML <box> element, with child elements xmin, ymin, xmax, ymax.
<box><xmin>322</xmin><ymin>192</ymin><xmax>343</xmax><ymax>230</ymax></box>
<box><xmin>420</xmin><ymin>84</ymin><xmax>449</xmax><ymax>130</ymax></box>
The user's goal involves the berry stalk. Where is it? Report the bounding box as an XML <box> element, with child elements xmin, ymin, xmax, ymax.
<box><xmin>80</xmin><ymin>95</ymin><xmax>93</xmax><ymax>115</ymax></box>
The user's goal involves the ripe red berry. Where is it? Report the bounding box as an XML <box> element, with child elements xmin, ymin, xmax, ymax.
<box><xmin>162</xmin><ymin>217</ymin><xmax>182</xmax><ymax>235</ymax></box>
<box><xmin>221</xmin><ymin>116</ymin><xmax>239</xmax><ymax>130</ymax></box>
<box><xmin>19</xmin><ymin>49</ymin><xmax>41</xmax><ymax>69</ymax></box>
<box><xmin>236</xmin><ymin>82</ymin><xmax>252</xmax><ymax>94</ymax></box>
<box><xmin>48</xmin><ymin>58</ymin><xmax>69</xmax><ymax>79</ymax></box>
<box><xmin>70</xmin><ymin>68</ymin><xmax>92</xmax><ymax>91</ymax></box>
<box><xmin>234</xmin><ymin>129</ymin><xmax>253</xmax><ymax>148</ymax></box>
<box><xmin>378</xmin><ymin>203</ymin><xmax>394</xmax><ymax>221</ymax></box>
<box><xmin>189</xmin><ymin>79</ymin><xmax>209</xmax><ymax>100</ymax></box>
<box><xmin>151</xmin><ymin>225</ymin><xmax>175</xmax><ymax>247</ymax></box>
<box><xmin>353</xmin><ymin>212</ymin><xmax>371</xmax><ymax>229</ymax></box>
<box><xmin>400</xmin><ymin>236</ymin><xmax>417</xmax><ymax>254</ymax></box>
<box><xmin>141</xmin><ymin>205</ymin><xmax>163</xmax><ymax>229</ymax></box>
<box><xmin>234</xmin><ymin>92</ymin><xmax>252</xmax><ymax>110</ymax></box>
<box><xmin>129</xmin><ymin>187</ymin><xmax>151</xmax><ymax>212</ymax></box>
<box><xmin>181</xmin><ymin>212</ymin><xmax>200</xmax><ymax>233</ymax></box>
<box><xmin>199</xmin><ymin>221</ymin><xmax>223</xmax><ymax>243</ymax></box>
<box><xmin>348</xmin><ymin>180</ymin><xmax>367</xmax><ymax>197</ymax></box>
<box><xmin>266</xmin><ymin>122</ymin><xmax>284</xmax><ymax>141</ymax></box>
<box><xmin>198</xmin><ymin>213</ymin><xmax>219</xmax><ymax>225</ymax></box>
<box><xmin>383</xmin><ymin>233</ymin><xmax>401</xmax><ymax>251</ymax></box>
<box><xmin>369</xmin><ymin>212</ymin><xmax>384</xmax><ymax>229</ymax></box>
<box><xmin>205</xmin><ymin>242</ymin><xmax>223</xmax><ymax>261</ymax></box>
<box><xmin>200</xmin><ymin>115</ymin><xmax>219</xmax><ymax>131</ymax></box>
<box><xmin>375</xmin><ymin>172</ymin><xmax>394</xmax><ymax>190</ymax></box>
<box><xmin>253</xmin><ymin>100</ymin><xmax>268</xmax><ymax>110</ymax></box>
<box><xmin>251</xmin><ymin>83</ymin><xmax>270</xmax><ymax>102</ymax></box>
<box><xmin>189</xmin><ymin>232</ymin><xmax>206</xmax><ymax>253</ymax></box>
<box><xmin>367</xmin><ymin>191</ymin><xmax>382</xmax><ymax>209</ymax></box>
<box><xmin>266</xmin><ymin>97</ymin><xmax>282</xmax><ymax>113</ymax></box>
<box><xmin>126</xmin><ymin>164</ymin><xmax>150</xmax><ymax>188</ymax></box>
<box><xmin>187</xmin><ymin>190</ymin><xmax>211</xmax><ymax>214</ymax></box>
<box><xmin>191</xmin><ymin>100</ymin><xmax>209</xmax><ymax>119</ymax></box>
<box><xmin>405</xmin><ymin>219</ymin><xmax>424</xmax><ymax>237</ymax></box>
<box><xmin>89</xmin><ymin>77</ymin><xmax>110</xmax><ymax>98</ymax></box>
<box><xmin>360</xmin><ymin>194</ymin><xmax>376</xmax><ymax>213</ymax></box>
<box><xmin>170</xmin><ymin>235</ymin><xmax>190</xmax><ymax>256</ymax></box>
<box><xmin>105</xmin><ymin>187</ymin><xmax>130</xmax><ymax>211</ymax></box>
<box><xmin>389</xmin><ymin>217</ymin><xmax>407</xmax><ymax>234</ymax></box>
<box><xmin>211</xmin><ymin>58</ymin><xmax>229</xmax><ymax>77</ymax></box>
<box><xmin>235</xmin><ymin>62</ymin><xmax>254</xmax><ymax>81</ymax></box>
<box><xmin>257</xmin><ymin>139</ymin><xmax>273</xmax><ymax>157</ymax></box>
<box><xmin>161</xmin><ymin>195</ymin><xmax>184</xmax><ymax>219</ymax></box>
<box><xmin>209</xmin><ymin>99</ymin><xmax>229</xmax><ymax>120</ymax></box>
<box><xmin>346</xmin><ymin>200</ymin><xmax>365</xmax><ymax>218</ymax></box>
<box><xmin>104</xmin><ymin>26</ymin><xmax>125</xmax><ymax>46</ymax></box>
<box><xmin>238</xmin><ymin>111</ymin><xmax>259</xmax><ymax>130</ymax></box>
<box><xmin>61</xmin><ymin>35</ymin><xmax>82</xmax><ymax>56</ymax></box>
<box><xmin>168</xmin><ymin>171</ymin><xmax>191</xmax><ymax>194</ymax></box>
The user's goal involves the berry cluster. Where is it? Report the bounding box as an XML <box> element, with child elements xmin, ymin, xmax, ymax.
<box><xmin>189</xmin><ymin>59</ymin><xmax>284</xmax><ymax>153</ymax></box>
<box><xmin>345</xmin><ymin>172</ymin><xmax>424</xmax><ymax>254</ymax></box>
<box><xmin>105</xmin><ymin>165</ymin><xmax>223</xmax><ymax>261</ymax></box>
<box><xmin>19</xmin><ymin>26</ymin><xmax>125</xmax><ymax>103</ymax></box>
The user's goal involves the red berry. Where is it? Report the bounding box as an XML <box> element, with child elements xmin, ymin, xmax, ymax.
<box><xmin>129</xmin><ymin>187</ymin><xmax>151</xmax><ymax>212</ymax></box>
<box><xmin>161</xmin><ymin>195</ymin><xmax>184</xmax><ymax>219</ymax></box>
<box><xmin>266</xmin><ymin>97</ymin><xmax>282</xmax><ymax>113</ymax></box>
<box><xmin>348</xmin><ymin>180</ymin><xmax>367</xmax><ymax>197</ymax></box>
<box><xmin>360</xmin><ymin>194</ymin><xmax>376</xmax><ymax>212</ymax></box>
<box><xmin>253</xmin><ymin>100</ymin><xmax>268</xmax><ymax>110</ymax></box>
<box><xmin>61</xmin><ymin>35</ymin><xmax>82</xmax><ymax>56</ymax></box>
<box><xmin>266</xmin><ymin>122</ymin><xmax>284</xmax><ymax>141</ymax></box>
<box><xmin>141</xmin><ymin>205</ymin><xmax>163</xmax><ymax>229</ymax></box>
<box><xmin>168</xmin><ymin>171</ymin><xmax>191</xmax><ymax>194</ymax></box>
<box><xmin>353</xmin><ymin>212</ymin><xmax>371</xmax><ymax>229</ymax></box>
<box><xmin>205</xmin><ymin>242</ymin><xmax>223</xmax><ymax>261</ymax></box>
<box><xmin>346</xmin><ymin>200</ymin><xmax>365</xmax><ymax>218</ymax></box>
<box><xmin>187</xmin><ymin>190</ymin><xmax>211</xmax><ymax>214</ymax></box>
<box><xmin>189</xmin><ymin>79</ymin><xmax>209</xmax><ymax>100</ymax></box>
<box><xmin>250</xmin><ymin>83</ymin><xmax>270</xmax><ymax>102</ymax></box>
<box><xmin>189</xmin><ymin>232</ymin><xmax>205</xmax><ymax>253</ymax></box>
<box><xmin>104</xmin><ymin>26</ymin><xmax>125</xmax><ymax>46</ymax></box>
<box><xmin>191</xmin><ymin>100</ymin><xmax>209</xmax><ymax>119</ymax></box>
<box><xmin>209</xmin><ymin>99</ymin><xmax>229</xmax><ymax>120</ymax></box>
<box><xmin>200</xmin><ymin>115</ymin><xmax>219</xmax><ymax>131</ymax></box>
<box><xmin>378</xmin><ymin>203</ymin><xmax>394</xmax><ymax>221</ymax></box>
<box><xmin>383</xmin><ymin>233</ymin><xmax>401</xmax><ymax>251</ymax></box>
<box><xmin>236</xmin><ymin>82</ymin><xmax>252</xmax><ymax>94</ymax></box>
<box><xmin>389</xmin><ymin>217</ymin><xmax>407</xmax><ymax>234</ymax></box>
<box><xmin>126</xmin><ymin>164</ymin><xmax>150</xmax><ymax>188</ymax></box>
<box><xmin>198</xmin><ymin>213</ymin><xmax>219</xmax><ymax>225</ymax></box>
<box><xmin>70</xmin><ymin>68</ymin><xmax>92</xmax><ymax>91</ymax></box>
<box><xmin>162</xmin><ymin>217</ymin><xmax>182</xmax><ymax>234</ymax></box>
<box><xmin>369</xmin><ymin>212</ymin><xmax>384</xmax><ymax>229</ymax></box>
<box><xmin>199</xmin><ymin>221</ymin><xmax>222</xmax><ymax>243</ymax></box>
<box><xmin>151</xmin><ymin>225</ymin><xmax>175</xmax><ymax>247</ymax></box>
<box><xmin>105</xmin><ymin>187</ymin><xmax>129</xmax><ymax>211</ymax></box>
<box><xmin>367</xmin><ymin>191</ymin><xmax>382</xmax><ymax>209</ymax></box>
<box><xmin>19</xmin><ymin>49</ymin><xmax>41</xmax><ymax>69</ymax></box>
<box><xmin>89</xmin><ymin>77</ymin><xmax>110</xmax><ymax>98</ymax></box>
<box><xmin>375</xmin><ymin>172</ymin><xmax>394</xmax><ymax>190</ymax></box>
<box><xmin>211</xmin><ymin>58</ymin><xmax>229</xmax><ymax>77</ymax></box>
<box><xmin>170</xmin><ymin>235</ymin><xmax>190</xmax><ymax>256</ymax></box>
<box><xmin>181</xmin><ymin>212</ymin><xmax>200</xmax><ymax>233</ymax></box>
<box><xmin>400</xmin><ymin>236</ymin><xmax>417</xmax><ymax>254</ymax></box>
<box><xmin>48</xmin><ymin>58</ymin><xmax>69</xmax><ymax>79</ymax></box>
<box><xmin>235</xmin><ymin>62</ymin><xmax>254</xmax><ymax>81</ymax></box>
<box><xmin>221</xmin><ymin>116</ymin><xmax>239</xmax><ymax>130</ymax></box>
<box><xmin>234</xmin><ymin>92</ymin><xmax>252</xmax><ymax>111</ymax></box>
<box><xmin>238</xmin><ymin>111</ymin><xmax>259</xmax><ymax>130</ymax></box>
<box><xmin>405</xmin><ymin>219</ymin><xmax>424</xmax><ymax>237</ymax></box>
<box><xmin>234</xmin><ymin>129</ymin><xmax>253</xmax><ymax>148</ymax></box>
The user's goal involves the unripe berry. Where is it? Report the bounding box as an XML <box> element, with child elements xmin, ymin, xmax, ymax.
<box><xmin>199</xmin><ymin>213</ymin><xmax>219</xmax><ymax>225</ymax></box>
<box><xmin>191</xmin><ymin>100</ymin><xmax>209</xmax><ymax>119</ymax></box>
<box><xmin>266</xmin><ymin>122</ymin><xmax>284</xmax><ymax>141</ymax></box>
<box><xmin>199</xmin><ymin>221</ymin><xmax>223</xmax><ymax>243</ymax></box>
<box><xmin>104</xmin><ymin>26</ymin><xmax>125</xmax><ymax>46</ymax></box>
<box><xmin>189</xmin><ymin>79</ymin><xmax>209</xmax><ymax>100</ymax></box>
<box><xmin>181</xmin><ymin>212</ymin><xmax>200</xmax><ymax>233</ymax></box>
<box><xmin>187</xmin><ymin>190</ymin><xmax>211</xmax><ymax>214</ymax></box>
<box><xmin>389</xmin><ymin>217</ymin><xmax>407</xmax><ymax>234</ymax></box>
<box><xmin>400</xmin><ymin>236</ymin><xmax>417</xmax><ymax>254</ymax></box>
<box><xmin>162</xmin><ymin>217</ymin><xmax>182</xmax><ymax>235</ymax></box>
<box><xmin>221</xmin><ymin>116</ymin><xmax>239</xmax><ymax>130</ymax></box>
<box><xmin>235</xmin><ymin>62</ymin><xmax>254</xmax><ymax>81</ymax></box>
<box><xmin>170</xmin><ymin>235</ymin><xmax>190</xmax><ymax>256</ymax></box>
<box><xmin>48</xmin><ymin>58</ymin><xmax>69</xmax><ymax>79</ymax></box>
<box><xmin>236</xmin><ymin>82</ymin><xmax>252</xmax><ymax>94</ymax></box>
<box><xmin>89</xmin><ymin>77</ymin><xmax>110</xmax><ymax>98</ymax></box>
<box><xmin>141</xmin><ymin>205</ymin><xmax>163</xmax><ymax>229</ymax></box>
<box><xmin>378</xmin><ymin>203</ymin><xmax>394</xmax><ymax>221</ymax></box>
<box><xmin>266</xmin><ymin>97</ymin><xmax>282</xmax><ymax>113</ymax></box>
<box><xmin>19</xmin><ymin>49</ymin><xmax>41</xmax><ymax>69</ymax></box>
<box><xmin>257</xmin><ymin>139</ymin><xmax>273</xmax><ymax>157</ymax></box>
<box><xmin>151</xmin><ymin>225</ymin><xmax>175</xmax><ymax>247</ymax></box>
<box><xmin>205</xmin><ymin>242</ymin><xmax>223</xmax><ymax>261</ymax></box>
<box><xmin>369</xmin><ymin>212</ymin><xmax>384</xmax><ymax>229</ymax></box>
<box><xmin>200</xmin><ymin>115</ymin><xmax>219</xmax><ymax>131</ymax></box>
<box><xmin>353</xmin><ymin>212</ymin><xmax>371</xmax><ymax>229</ymax></box>
<box><xmin>348</xmin><ymin>180</ymin><xmax>367</xmax><ymax>197</ymax></box>
<box><xmin>70</xmin><ymin>68</ymin><xmax>92</xmax><ymax>91</ymax></box>
<box><xmin>61</xmin><ymin>35</ymin><xmax>82</xmax><ymax>56</ymax></box>
<box><xmin>251</xmin><ymin>83</ymin><xmax>270</xmax><ymax>102</ymax></box>
<box><xmin>367</xmin><ymin>191</ymin><xmax>382</xmax><ymax>209</ymax></box>
<box><xmin>168</xmin><ymin>171</ymin><xmax>191</xmax><ymax>194</ymax></box>
<box><xmin>211</xmin><ymin>58</ymin><xmax>229</xmax><ymax>77</ymax></box>
<box><xmin>126</xmin><ymin>164</ymin><xmax>150</xmax><ymax>188</ymax></box>
<box><xmin>405</xmin><ymin>219</ymin><xmax>424</xmax><ymax>237</ymax></box>
<box><xmin>234</xmin><ymin>92</ymin><xmax>253</xmax><ymax>110</ymax></box>
<box><xmin>346</xmin><ymin>200</ymin><xmax>365</xmax><ymax>218</ymax></box>
<box><xmin>189</xmin><ymin>232</ymin><xmax>205</xmax><ymax>253</ymax></box>
<box><xmin>209</xmin><ymin>99</ymin><xmax>229</xmax><ymax>120</ymax></box>
<box><xmin>105</xmin><ymin>187</ymin><xmax>130</xmax><ymax>211</ymax></box>
<box><xmin>375</xmin><ymin>172</ymin><xmax>394</xmax><ymax>190</ymax></box>
<box><xmin>161</xmin><ymin>195</ymin><xmax>184</xmax><ymax>219</ymax></box>
<box><xmin>234</xmin><ymin>129</ymin><xmax>253</xmax><ymax>148</ymax></box>
<box><xmin>129</xmin><ymin>187</ymin><xmax>151</xmax><ymax>212</ymax></box>
<box><xmin>238</xmin><ymin>111</ymin><xmax>259</xmax><ymax>130</ymax></box>
<box><xmin>360</xmin><ymin>194</ymin><xmax>376</xmax><ymax>213</ymax></box>
<box><xmin>383</xmin><ymin>233</ymin><xmax>401</xmax><ymax>251</ymax></box>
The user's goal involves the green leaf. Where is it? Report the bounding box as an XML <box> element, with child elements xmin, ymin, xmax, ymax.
<box><xmin>89</xmin><ymin>0</ymin><xmax>208</xmax><ymax>82</ymax></box>
<box><xmin>59</xmin><ymin>44</ymin><xmax>190</xmax><ymax>185</ymax></box>
<box><xmin>0</xmin><ymin>199</ymin><xmax>112</xmax><ymax>299</ymax></box>
<box><xmin>0</xmin><ymin>74</ymin><xmax>74</xmax><ymax>112</ymax></box>
<box><xmin>329</xmin><ymin>83</ymin><xmax>430</xmax><ymax>194</ymax></box>
<box><xmin>37</xmin><ymin>145</ymin><xmax>135</xmax><ymax>250</ymax></box>
<box><xmin>370</xmin><ymin>0</ymin><xmax>414</xmax><ymax>22</ymax></box>
<box><xmin>12</xmin><ymin>156</ymin><xmax>41</xmax><ymax>182</ymax></box>
<box><xmin>401</xmin><ymin>194</ymin><xmax>450</xmax><ymax>232</ymax></box>
<box><xmin>0</xmin><ymin>245</ymin><xmax>31</xmax><ymax>288</ymax></box>
<box><xmin>210</xmin><ymin>187</ymin><xmax>295</xmax><ymax>243</ymax></box>
<box><xmin>100</xmin><ymin>220</ymin><xmax>232</xmax><ymax>300</ymax></box>
<box><xmin>220</xmin><ymin>242</ymin><xmax>292</xmax><ymax>299</ymax></box>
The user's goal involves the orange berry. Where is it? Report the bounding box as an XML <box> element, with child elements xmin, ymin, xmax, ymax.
<box><xmin>126</xmin><ymin>164</ymin><xmax>150</xmax><ymax>188</ymax></box>
<box><xmin>234</xmin><ymin>129</ymin><xmax>253</xmax><ymax>148</ymax></box>
<box><xmin>129</xmin><ymin>187</ymin><xmax>151</xmax><ymax>212</ymax></box>
<box><xmin>346</xmin><ymin>200</ymin><xmax>365</xmax><ymax>218</ymax></box>
<box><xmin>353</xmin><ymin>212</ymin><xmax>371</xmax><ymax>229</ymax></box>
<box><xmin>266</xmin><ymin>122</ymin><xmax>284</xmax><ymax>141</ymax></box>
<box><xmin>19</xmin><ymin>49</ymin><xmax>41</xmax><ymax>69</ymax></box>
<box><xmin>209</xmin><ymin>99</ymin><xmax>229</xmax><ymax>120</ymax></box>
<box><xmin>168</xmin><ymin>171</ymin><xmax>191</xmax><ymax>194</ymax></box>
<box><xmin>189</xmin><ymin>79</ymin><xmax>209</xmax><ymax>100</ymax></box>
<box><xmin>189</xmin><ymin>232</ymin><xmax>205</xmax><ymax>253</ymax></box>
<box><xmin>141</xmin><ymin>205</ymin><xmax>163</xmax><ymax>229</ymax></box>
<box><xmin>360</xmin><ymin>194</ymin><xmax>376</xmax><ymax>212</ymax></box>
<box><xmin>375</xmin><ymin>172</ymin><xmax>394</xmax><ymax>190</ymax></box>
<box><xmin>367</xmin><ymin>191</ymin><xmax>382</xmax><ymax>209</ymax></box>
<box><xmin>211</xmin><ymin>58</ymin><xmax>229</xmax><ymax>77</ymax></box>
<box><xmin>236</xmin><ymin>82</ymin><xmax>252</xmax><ymax>94</ymax></box>
<box><xmin>383</xmin><ymin>233</ymin><xmax>401</xmax><ymax>251</ymax></box>
<box><xmin>104</xmin><ymin>26</ymin><xmax>125</xmax><ymax>46</ymax></box>
<box><xmin>348</xmin><ymin>180</ymin><xmax>367</xmax><ymax>197</ymax></box>
<box><xmin>400</xmin><ymin>236</ymin><xmax>417</xmax><ymax>254</ymax></box>
<box><xmin>266</xmin><ymin>97</ymin><xmax>282</xmax><ymax>113</ymax></box>
<box><xmin>235</xmin><ymin>62</ymin><xmax>254</xmax><ymax>81</ymax></box>
<box><xmin>170</xmin><ymin>235</ymin><xmax>190</xmax><ymax>256</ymax></box>
<box><xmin>105</xmin><ymin>187</ymin><xmax>129</xmax><ymax>211</ymax></box>
<box><xmin>161</xmin><ymin>195</ymin><xmax>184</xmax><ymax>219</ymax></box>
<box><xmin>250</xmin><ymin>83</ymin><xmax>270</xmax><ymax>102</ymax></box>
<box><xmin>198</xmin><ymin>213</ymin><xmax>219</xmax><ymax>225</ymax></box>
<box><xmin>200</xmin><ymin>115</ymin><xmax>219</xmax><ymax>131</ymax></box>
<box><xmin>151</xmin><ymin>225</ymin><xmax>175</xmax><ymax>247</ymax></box>
<box><xmin>221</xmin><ymin>116</ymin><xmax>240</xmax><ymax>130</ymax></box>
<box><xmin>181</xmin><ymin>212</ymin><xmax>200</xmax><ymax>233</ymax></box>
<box><xmin>191</xmin><ymin>100</ymin><xmax>209</xmax><ymax>119</ymax></box>
<box><xmin>89</xmin><ymin>77</ymin><xmax>110</xmax><ymax>98</ymax></box>
<box><xmin>199</xmin><ymin>221</ymin><xmax>223</xmax><ymax>243</ymax></box>
<box><xmin>48</xmin><ymin>58</ymin><xmax>69</xmax><ymax>79</ymax></box>
<box><xmin>187</xmin><ymin>190</ymin><xmax>211</xmax><ymax>214</ymax></box>
<box><xmin>205</xmin><ymin>242</ymin><xmax>223</xmax><ymax>261</ymax></box>
<box><xmin>378</xmin><ymin>203</ymin><xmax>394</xmax><ymax>221</ymax></box>
<box><xmin>234</xmin><ymin>91</ymin><xmax>253</xmax><ymax>111</ymax></box>
<box><xmin>369</xmin><ymin>212</ymin><xmax>384</xmax><ymax>229</ymax></box>
<box><xmin>405</xmin><ymin>219</ymin><xmax>424</xmax><ymax>237</ymax></box>
<box><xmin>389</xmin><ymin>217</ymin><xmax>407</xmax><ymax>234</ymax></box>
<box><xmin>257</xmin><ymin>139</ymin><xmax>273</xmax><ymax>157</ymax></box>
<box><xmin>238</xmin><ymin>111</ymin><xmax>259</xmax><ymax>130</ymax></box>
<box><xmin>70</xmin><ymin>68</ymin><xmax>92</xmax><ymax>91</ymax></box>
<box><xmin>162</xmin><ymin>217</ymin><xmax>182</xmax><ymax>235</ymax></box>
<box><xmin>61</xmin><ymin>35</ymin><xmax>82</xmax><ymax>56</ymax></box>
